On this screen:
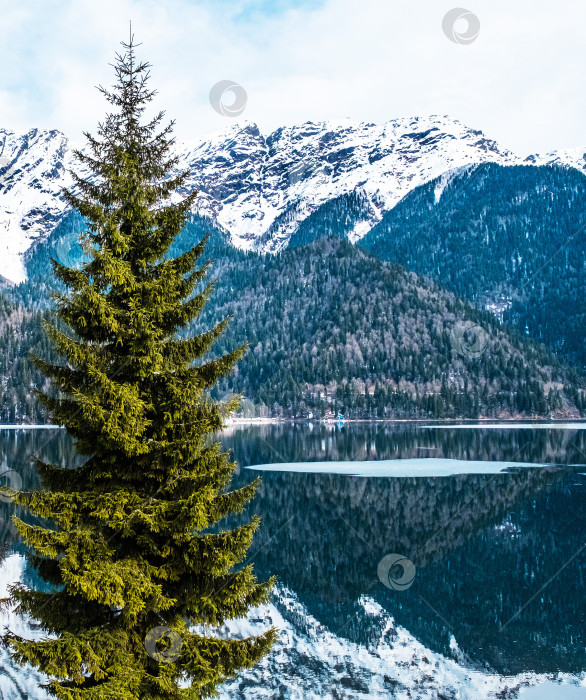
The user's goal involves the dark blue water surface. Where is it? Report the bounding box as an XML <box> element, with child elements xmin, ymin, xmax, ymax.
<box><xmin>1</xmin><ymin>422</ymin><xmax>585</xmax><ymax>681</ymax></box>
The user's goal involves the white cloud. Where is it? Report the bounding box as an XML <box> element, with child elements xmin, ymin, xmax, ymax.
<box><xmin>0</xmin><ymin>0</ymin><xmax>584</xmax><ymax>155</ymax></box>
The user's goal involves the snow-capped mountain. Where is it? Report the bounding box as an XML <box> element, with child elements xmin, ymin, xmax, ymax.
<box><xmin>0</xmin><ymin>128</ymin><xmax>76</xmax><ymax>284</ymax></box>
<box><xmin>177</xmin><ymin>116</ymin><xmax>523</xmax><ymax>254</ymax></box>
<box><xmin>1</xmin><ymin>116</ymin><xmax>585</xmax><ymax>284</ymax></box>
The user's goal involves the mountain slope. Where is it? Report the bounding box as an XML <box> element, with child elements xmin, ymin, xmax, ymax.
<box><xmin>0</xmin><ymin>128</ymin><xmax>75</xmax><ymax>284</ymax></box>
<box><xmin>2</xmin><ymin>235</ymin><xmax>585</xmax><ymax>421</ymax></box>
<box><xmin>193</xmin><ymin>238</ymin><xmax>585</xmax><ymax>419</ymax></box>
<box><xmin>359</xmin><ymin>163</ymin><xmax>586</xmax><ymax>366</ymax></box>
<box><xmin>0</xmin><ymin>295</ymin><xmax>53</xmax><ymax>424</ymax></box>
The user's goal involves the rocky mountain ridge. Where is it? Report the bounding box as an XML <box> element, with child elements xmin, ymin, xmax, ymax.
<box><xmin>1</xmin><ymin>115</ymin><xmax>584</xmax><ymax>283</ymax></box>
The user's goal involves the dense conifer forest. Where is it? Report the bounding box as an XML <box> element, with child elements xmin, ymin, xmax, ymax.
<box><xmin>1</xmin><ymin>215</ymin><xmax>584</xmax><ymax>422</ymax></box>
<box><xmin>360</xmin><ymin>163</ymin><xmax>586</xmax><ymax>366</ymax></box>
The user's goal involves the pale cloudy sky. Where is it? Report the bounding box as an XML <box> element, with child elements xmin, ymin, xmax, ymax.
<box><xmin>0</xmin><ymin>0</ymin><xmax>584</xmax><ymax>156</ymax></box>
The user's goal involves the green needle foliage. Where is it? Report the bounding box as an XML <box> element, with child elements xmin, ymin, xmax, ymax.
<box><xmin>1</xmin><ymin>35</ymin><xmax>276</xmax><ymax>698</ymax></box>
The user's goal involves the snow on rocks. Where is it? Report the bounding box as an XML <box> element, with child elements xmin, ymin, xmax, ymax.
<box><xmin>1</xmin><ymin>116</ymin><xmax>585</xmax><ymax>283</ymax></box>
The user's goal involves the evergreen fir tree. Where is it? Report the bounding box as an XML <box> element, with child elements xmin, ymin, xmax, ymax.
<box><xmin>1</xmin><ymin>33</ymin><xmax>276</xmax><ymax>698</ymax></box>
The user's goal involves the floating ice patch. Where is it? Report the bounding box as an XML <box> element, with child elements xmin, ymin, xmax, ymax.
<box><xmin>423</xmin><ymin>423</ymin><xmax>586</xmax><ymax>430</ymax></box>
<box><xmin>247</xmin><ymin>458</ymin><xmax>546</xmax><ymax>478</ymax></box>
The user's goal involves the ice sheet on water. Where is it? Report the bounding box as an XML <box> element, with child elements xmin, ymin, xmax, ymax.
<box><xmin>423</xmin><ymin>422</ymin><xmax>586</xmax><ymax>429</ymax></box>
<box><xmin>247</xmin><ymin>457</ymin><xmax>546</xmax><ymax>477</ymax></box>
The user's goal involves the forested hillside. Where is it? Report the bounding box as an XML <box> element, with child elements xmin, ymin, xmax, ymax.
<box><xmin>1</xmin><ymin>212</ymin><xmax>585</xmax><ymax>422</ymax></box>
<box><xmin>193</xmin><ymin>237</ymin><xmax>585</xmax><ymax>418</ymax></box>
<box><xmin>359</xmin><ymin>163</ymin><xmax>586</xmax><ymax>366</ymax></box>
<box><xmin>0</xmin><ymin>296</ymin><xmax>53</xmax><ymax>423</ymax></box>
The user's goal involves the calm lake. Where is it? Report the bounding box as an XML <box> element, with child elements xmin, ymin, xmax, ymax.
<box><xmin>1</xmin><ymin>422</ymin><xmax>585</xmax><ymax>698</ymax></box>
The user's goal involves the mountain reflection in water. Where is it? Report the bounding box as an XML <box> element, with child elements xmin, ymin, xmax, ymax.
<box><xmin>0</xmin><ymin>422</ymin><xmax>584</xmax><ymax>682</ymax></box>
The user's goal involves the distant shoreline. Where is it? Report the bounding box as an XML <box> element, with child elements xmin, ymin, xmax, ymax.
<box><xmin>226</xmin><ymin>417</ymin><xmax>586</xmax><ymax>425</ymax></box>
<box><xmin>0</xmin><ymin>424</ymin><xmax>62</xmax><ymax>429</ymax></box>
<box><xmin>1</xmin><ymin>417</ymin><xmax>585</xmax><ymax>430</ymax></box>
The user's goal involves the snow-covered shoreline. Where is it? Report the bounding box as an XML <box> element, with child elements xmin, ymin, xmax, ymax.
<box><xmin>2</xmin><ymin>420</ymin><xmax>586</xmax><ymax>430</ymax></box>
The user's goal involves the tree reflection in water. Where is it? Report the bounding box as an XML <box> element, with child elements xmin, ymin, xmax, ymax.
<box><xmin>1</xmin><ymin>424</ymin><xmax>585</xmax><ymax>677</ymax></box>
